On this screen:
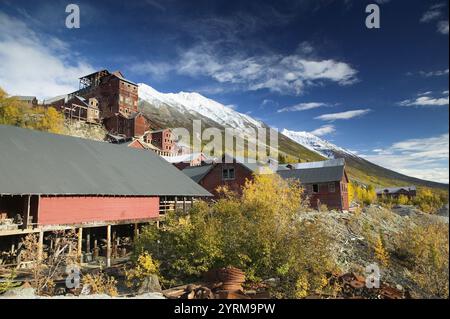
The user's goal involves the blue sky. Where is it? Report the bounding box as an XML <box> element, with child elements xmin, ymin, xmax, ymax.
<box><xmin>0</xmin><ymin>0</ymin><xmax>448</xmax><ymax>183</ymax></box>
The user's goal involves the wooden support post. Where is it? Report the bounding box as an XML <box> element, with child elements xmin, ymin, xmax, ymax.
<box><xmin>86</xmin><ymin>231</ymin><xmax>91</xmax><ymax>254</ymax></box>
<box><xmin>134</xmin><ymin>223</ymin><xmax>139</xmax><ymax>237</ymax></box>
<box><xmin>23</xmin><ymin>195</ymin><xmax>31</xmax><ymax>230</ymax></box>
<box><xmin>38</xmin><ymin>230</ymin><xmax>44</xmax><ymax>262</ymax></box>
<box><xmin>174</xmin><ymin>196</ymin><xmax>178</xmax><ymax>212</ymax></box>
<box><xmin>106</xmin><ymin>225</ymin><xmax>111</xmax><ymax>267</ymax></box>
<box><xmin>93</xmin><ymin>239</ymin><xmax>98</xmax><ymax>258</ymax></box>
<box><xmin>77</xmin><ymin>227</ymin><xmax>83</xmax><ymax>263</ymax></box>
<box><xmin>183</xmin><ymin>196</ymin><xmax>186</xmax><ymax>213</ymax></box>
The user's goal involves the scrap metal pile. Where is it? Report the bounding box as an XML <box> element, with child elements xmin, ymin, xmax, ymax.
<box><xmin>329</xmin><ymin>272</ymin><xmax>406</xmax><ymax>299</ymax></box>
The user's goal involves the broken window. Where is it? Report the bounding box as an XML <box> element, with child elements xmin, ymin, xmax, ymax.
<box><xmin>313</xmin><ymin>184</ymin><xmax>319</xmax><ymax>193</ymax></box>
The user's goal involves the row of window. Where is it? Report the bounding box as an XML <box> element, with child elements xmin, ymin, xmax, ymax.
<box><xmin>120</xmin><ymin>81</ymin><xmax>138</xmax><ymax>91</ymax></box>
<box><xmin>119</xmin><ymin>95</ymin><xmax>138</xmax><ymax>106</ymax></box>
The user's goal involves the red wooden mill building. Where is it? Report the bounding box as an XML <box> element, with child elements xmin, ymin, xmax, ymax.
<box><xmin>0</xmin><ymin>125</ymin><xmax>211</xmax><ymax>265</ymax></box>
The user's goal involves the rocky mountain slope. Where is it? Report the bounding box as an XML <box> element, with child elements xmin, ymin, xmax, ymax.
<box><xmin>138</xmin><ymin>84</ymin><xmax>448</xmax><ymax>189</ymax></box>
<box><xmin>282</xmin><ymin>129</ymin><xmax>448</xmax><ymax>189</ymax></box>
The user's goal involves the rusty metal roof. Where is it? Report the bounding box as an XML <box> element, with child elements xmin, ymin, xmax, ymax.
<box><xmin>0</xmin><ymin>125</ymin><xmax>211</xmax><ymax>197</ymax></box>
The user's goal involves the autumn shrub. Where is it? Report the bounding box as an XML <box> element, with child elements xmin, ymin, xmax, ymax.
<box><xmin>126</xmin><ymin>251</ymin><xmax>160</xmax><ymax>289</ymax></box>
<box><xmin>135</xmin><ymin>174</ymin><xmax>338</xmax><ymax>298</ymax></box>
<box><xmin>19</xmin><ymin>230</ymin><xmax>79</xmax><ymax>295</ymax></box>
<box><xmin>0</xmin><ymin>271</ymin><xmax>21</xmax><ymax>294</ymax></box>
<box><xmin>412</xmin><ymin>188</ymin><xmax>448</xmax><ymax>214</ymax></box>
<box><xmin>82</xmin><ymin>272</ymin><xmax>118</xmax><ymax>297</ymax></box>
<box><xmin>395</xmin><ymin>221</ymin><xmax>449</xmax><ymax>298</ymax></box>
<box><xmin>350</xmin><ymin>182</ymin><xmax>377</xmax><ymax>206</ymax></box>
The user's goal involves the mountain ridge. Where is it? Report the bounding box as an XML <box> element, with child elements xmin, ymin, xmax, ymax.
<box><xmin>137</xmin><ymin>84</ymin><xmax>448</xmax><ymax>190</ymax></box>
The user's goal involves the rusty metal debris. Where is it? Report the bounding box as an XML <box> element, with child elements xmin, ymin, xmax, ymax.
<box><xmin>163</xmin><ymin>267</ymin><xmax>250</xmax><ymax>299</ymax></box>
<box><xmin>162</xmin><ymin>269</ymin><xmax>406</xmax><ymax>299</ymax></box>
<box><xmin>334</xmin><ymin>272</ymin><xmax>405</xmax><ymax>299</ymax></box>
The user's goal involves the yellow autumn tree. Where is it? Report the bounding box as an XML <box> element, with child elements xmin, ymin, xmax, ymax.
<box><xmin>348</xmin><ymin>182</ymin><xmax>356</xmax><ymax>203</ymax></box>
<box><xmin>397</xmin><ymin>194</ymin><xmax>410</xmax><ymax>205</ymax></box>
<box><xmin>374</xmin><ymin>233</ymin><xmax>389</xmax><ymax>267</ymax></box>
<box><xmin>135</xmin><ymin>173</ymin><xmax>337</xmax><ymax>298</ymax></box>
<box><xmin>0</xmin><ymin>87</ymin><xmax>64</xmax><ymax>133</ymax></box>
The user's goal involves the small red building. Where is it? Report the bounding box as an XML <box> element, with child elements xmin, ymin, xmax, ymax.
<box><xmin>182</xmin><ymin>156</ymin><xmax>268</xmax><ymax>197</ymax></box>
<box><xmin>277</xmin><ymin>159</ymin><xmax>349</xmax><ymax>211</ymax></box>
<box><xmin>104</xmin><ymin>112</ymin><xmax>149</xmax><ymax>138</ymax></box>
<box><xmin>144</xmin><ymin>129</ymin><xmax>175</xmax><ymax>155</ymax></box>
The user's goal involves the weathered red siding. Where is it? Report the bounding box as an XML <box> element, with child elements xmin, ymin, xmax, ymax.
<box><xmin>38</xmin><ymin>196</ymin><xmax>159</xmax><ymax>225</ymax></box>
<box><xmin>304</xmin><ymin>175</ymin><xmax>349</xmax><ymax>211</ymax></box>
<box><xmin>133</xmin><ymin>114</ymin><xmax>148</xmax><ymax>137</ymax></box>
<box><xmin>200</xmin><ymin>163</ymin><xmax>253</xmax><ymax>197</ymax></box>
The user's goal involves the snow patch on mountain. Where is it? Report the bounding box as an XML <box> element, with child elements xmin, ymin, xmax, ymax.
<box><xmin>281</xmin><ymin>128</ymin><xmax>357</xmax><ymax>159</ymax></box>
<box><xmin>138</xmin><ymin>83</ymin><xmax>263</xmax><ymax>130</ymax></box>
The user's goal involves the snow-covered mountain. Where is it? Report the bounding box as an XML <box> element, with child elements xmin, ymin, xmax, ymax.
<box><xmin>281</xmin><ymin>129</ymin><xmax>357</xmax><ymax>159</ymax></box>
<box><xmin>138</xmin><ymin>84</ymin><xmax>263</xmax><ymax>131</ymax></box>
<box><xmin>136</xmin><ymin>83</ymin><xmax>447</xmax><ymax>189</ymax></box>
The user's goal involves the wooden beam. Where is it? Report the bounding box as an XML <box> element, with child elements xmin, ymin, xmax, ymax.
<box><xmin>134</xmin><ymin>223</ymin><xmax>139</xmax><ymax>238</ymax></box>
<box><xmin>37</xmin><ymin>230</ymin><xmax>44</xmax><ymax>262</ymax></box>
<box><xmin>86</xmin><ymin>230</ymin><xmax>90</xmax><ymax>254</ymax></box>
<box><xmin>106</xmin><ymin>225</ymin><xmax>111</xmax><ymax>267</ymax></box>
<box><xmin>77</xmin><ymin>227</ymin><xmax>83</xmax><ymax>262</ymax></box>
<box><xmin>23</xmin><ymin>195</ymin><xmax>31</xmax><ymax>230</ymax></box>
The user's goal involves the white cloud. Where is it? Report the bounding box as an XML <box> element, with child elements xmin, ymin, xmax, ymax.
<box><xmin>277</xmin><ymin>102</ymin><xmax>329</xmax><ymax>113</ymax></box>
<box><xmin>420</xmin><ymin>3</ymin><xmax>445</xmax><ymax>23</ymax></box>
<box><xmin>0</xmin><ymin>13</ymin><xmax>94</xmax><ymax>99</ymax></box>
<box><xmin>418</xmin><ymin>69</ymin><xmax>449</xmax><ymax>77</ymax></box>
<box><xmin>437</xmin><ymin>20</ymin><xmax>449</xmax><ymax>34</ymax></box>
<box><xmin>420</xmin><ymin>3</ymin><xmax>449</xmax><ymax>35</ymax></box>
<box><xmin>310</xmin><ymin>125</ymin><xmax>336</xmax><ymax>136</ymax></box>
<box><xmin>361</xmin><ymin>133</ymin><xmax>449</xmax><ymax>183</ymax></box>
<box><xmin>399</xmin><ymin>91</ymin><xmax>449</xmax><ymax>106</ymax></box>
<box><xmin>131</xmin><ymin>42</ymin><xmax>358</xmax><ymax>95</ymax></box>
<box><xmin>315</xmin><ymin>109</ymin><xmax>371</xmax><ymax>121</ymax></box>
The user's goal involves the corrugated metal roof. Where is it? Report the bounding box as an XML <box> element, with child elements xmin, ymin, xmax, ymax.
<box><xmin>0</xmin><ymin>125</ymin><xmax>211</xmax><ymax>197</ymax></box>
<box><xmin>277</xmin><ymin>165</ymin><xmax>345</xmax><ymax>184</ymax></box>
<box><xmin>182</xmin><ymin>165</ymin><xmax>215</xmax><ymax>183</ymax></box>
